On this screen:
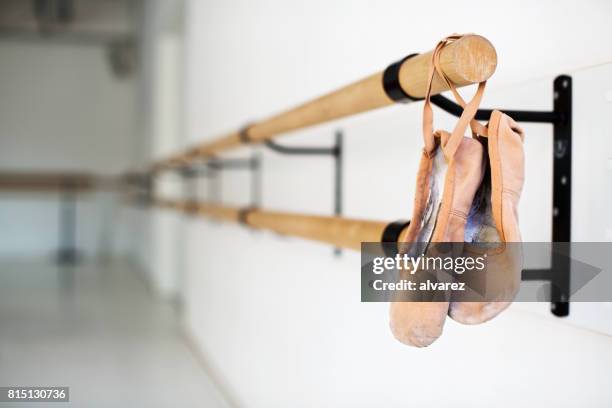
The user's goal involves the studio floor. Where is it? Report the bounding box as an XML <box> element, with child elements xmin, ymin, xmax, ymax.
<box><xmin>0</xmin><ymin>257</ymin><xmax>228</xmax><ymax>408</ymax></box>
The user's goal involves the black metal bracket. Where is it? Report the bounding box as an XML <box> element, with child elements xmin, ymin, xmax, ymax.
<box><xmin>57</xmin><ymin>177</ymin><xmax>79</xmax><ymax>266</ymax></box>
<box><xmin>264</xmin><ymin>130</ymin><xmax>344</xmax><ymax>255</ymax></box>
<box><xmin>124</xmin><ymin>172</ymin><xmax>154</xmax><ymax>206</ymax></box>
<box><xmin>383</xmin><ymin>54</ymin><xmax>422</xmax><ymax>102</ymax></box>
<box><xmin>179</xmin><ymin>155</ymin><xmax>262</xmax><ymax>210</ymax></box>
<box><xmin>431</xmin><ymin>75</ymin><xmax>572</xmax><ymax>317</ymax></box>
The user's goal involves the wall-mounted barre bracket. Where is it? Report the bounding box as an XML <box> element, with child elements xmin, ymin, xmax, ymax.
<box><xmin>429</xmin><ymin>95</ymin><xmax>562</xmax><ymax>123</ymax></box>
<box><xmin>123</xmin><ymin>172</ymin><xmax>154</xmax><ymax>206</ymax></box>
<box><xmin>264</xmin><ymin>130</ymin><xmax>343</xmax><ymax>255</ymax></box>
<box><xmin>177</xmin><ymin>155</ymin><xmax>262</xmax><ymax>210</ymax></box>
<box><xmin>56</xmin><ymin>177</ymin><xmax>80</xmax><ymax>266</ymax></box>
<box><xmin>430</xmin><ymin>75</ymin><xmax>573</xmax><ymax>317</ymax></box>
<box><xmin>0</xmin><ymin>172</ymin><xmax>92</xmax><ymax>267</ymax></box>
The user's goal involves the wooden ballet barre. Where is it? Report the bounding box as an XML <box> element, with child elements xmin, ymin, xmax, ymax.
<box><xmin>0</xmin><ymin>171</ymin><xmax>121</xmax><ymax>192</ymax></box>
<box><xmin>0</xmin><ymin>171</ymin><xmax>95</xmax><ymax>191</ymax></box>
<box><xmin>154</xmin><ymin>34</ymin><xmax>496</xmax><ymax>170</ymax></box>
<box><xmin>154</xmin><ymin>198</ymin><xmax>401</xmax><ymax>251</ymax></box>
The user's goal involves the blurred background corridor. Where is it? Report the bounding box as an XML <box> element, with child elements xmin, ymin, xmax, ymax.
<box><xmin>1</xmin><ymin>0</ymin><xmax>612</xmax><ymax>407</ymax></box>
<box><xmin>0</xmin><ymin>259</ymin><xmax>228</xmax><ymax>406</ymax></box>
<box><xmin>0</xmin><ymin>1</ymin><xmax>233</xmax><ymax>406</ymax></box>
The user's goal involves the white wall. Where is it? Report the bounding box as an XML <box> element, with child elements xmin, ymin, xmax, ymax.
<box><xmin>143</xmin><ymin>0</ymin><xmax>612</xmax><ymax>406</ymax></box>
<box><xmin>0</xmin><ymin>41</ymin><xmax>137</xmax><ymax>258</ymax></box>
<box><xmin>133</xmin><ymin>0</ymin><xmax>187</xmax><ymax>299</ymax></box>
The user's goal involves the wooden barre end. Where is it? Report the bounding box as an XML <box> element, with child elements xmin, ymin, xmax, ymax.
<box><xmin>399</xmin><ymin>34</ymin><xmax>497</xmax><ymax>99</ymax></box>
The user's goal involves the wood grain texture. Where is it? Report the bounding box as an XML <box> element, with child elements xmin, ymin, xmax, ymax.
<box><xmin>247</xmin><ymin>210</ymin><xmax>388</xmax><ymax>251</ymax></box>
<box><xmin>153</xmin><ymin>198</ymin><xmax>392</xmax><ymax>250</ymax></box>
<box><xmin>0</xmin><ymin>172</ymin><xmax>98</xmax><ymax>191</ymax></box>
<box><xmin>153</xmin><ymin>34</ymin><xmax>496</xmax><ymax>167</ymax></box>
<box><xmin>400</xmin><ymin>34</ymin><xmax>497</xmax><ymax>98</ymax></box>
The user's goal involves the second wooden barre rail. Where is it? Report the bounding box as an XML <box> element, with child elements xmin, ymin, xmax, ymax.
<box><xmin>155</xmin><ymin>198</ymin><xmax>400</xmax><ymax>251</ymax></box>
<box><xmin>0</xmin><ymin>171</ymin><xmax>98</xmax><ymax>191</ymax></box>
<box><xmin>156</xmin><ymin>34</ymin><xmax>496</xmax><ymax>168</ymax></box>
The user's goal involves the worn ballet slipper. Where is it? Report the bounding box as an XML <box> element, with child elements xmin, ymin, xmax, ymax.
<box><xmin>389</xmin><ymin>301</ymin><xmax>447</xmax><ymax>347</ymax></box>
<box><xmin>448</xmin><ymin>111</ymin><xmax>525</xmax><ymax>324</ymax></box>
<box><xmin>389</xmin><ymin>145</ymin><xmax>449</xmax><ymax>347</ymax></box>
<box><xmin>390</xmin><ymin>136</ymin><xmax>484</xmax><ymax>346</ymax></box>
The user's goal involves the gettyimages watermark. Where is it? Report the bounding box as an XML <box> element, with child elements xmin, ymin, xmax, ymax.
<box><xmin>361</xmin><ymin>242</ymin><xmax>611</xmax><ymax>302</ymax></box>
<box><xmin>370</xmin><ymin>251</ymin><xmax>487</xmax><ymax>292</ymax></box>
